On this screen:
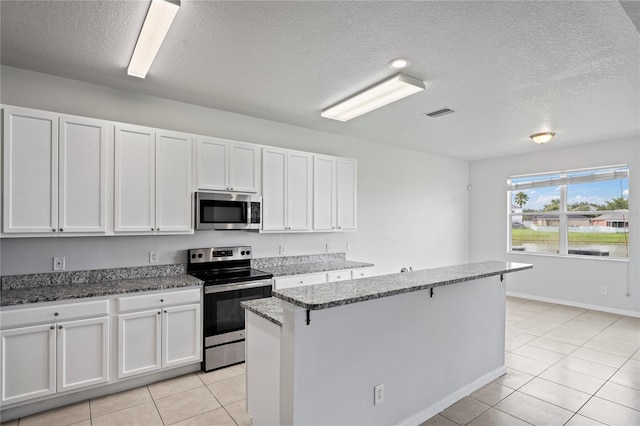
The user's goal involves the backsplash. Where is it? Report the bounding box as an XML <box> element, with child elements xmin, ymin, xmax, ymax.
<box><xmin>1</xmin><ymin>264</ymin><xmax>187</xmax><ymax>290</ymax></box>
<box><xmin>251</xmin><ymin>253</ymin><xmax>346</xmax><ymax>269</ymax></box>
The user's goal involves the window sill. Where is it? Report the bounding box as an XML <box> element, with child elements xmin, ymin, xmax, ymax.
<box><xmin>506</xmin><ymin>250</ymin><xmax>629</xmax><ymax>263</ymax></box>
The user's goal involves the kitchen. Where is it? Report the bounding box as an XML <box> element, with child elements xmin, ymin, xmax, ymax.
<box><xmin>1</xmin><ymin>1</ymin><xmax>639</xmax><ymax>425</ymax></box>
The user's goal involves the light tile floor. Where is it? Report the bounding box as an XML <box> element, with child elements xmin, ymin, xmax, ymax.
<box><xmin>423</xmin><ymin>297</ymin><xmax>640</xmax><ymax>426</ymax></box>
<box><xmin>1</xmin><ymin>297</ymin><xmax>639</xmax><ymax>426</ymax></box>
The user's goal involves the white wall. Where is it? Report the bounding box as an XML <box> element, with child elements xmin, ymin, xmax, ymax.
<box><xmin>469</xmin><ymin>137</ymin><xmax>639</xmax><ymax>316</ymax></box>
<box><xmin>0</xmin><ymin>66</ymin><xmax>470</xmax><ymax>276</ymax></box>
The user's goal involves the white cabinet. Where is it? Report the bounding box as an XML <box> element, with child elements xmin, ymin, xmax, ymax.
<box><xmin>115</xmin><ymin>124</ymin><xmax>192</xmax><ymax>233</ymax></box>
<box><xmin>351</xmin><ymin>267</ymin><xmax>373</xmax><ymax>279</ymax></box>
<box><xmin>336</xmin><ymin>158</ymin><xmax>357</xmax><ymax>231</ymax></box>
<box><xmin>0</xmin><ymin>300</ymin><xmax>110</xmax><ymax>405</ymax></box>
<box><xmin>117</xmin><ymin>289</ymin><xmax>201</xmax><ymax>379</ymax></box>
<box><xmin>262</xmin><ymin>148</ymin><xmax>312</xmax><ymax>231</ymax></box>
<box><xmin>312</xmin><ymin>155</ymin><xmax>357</xmax><ymax>232</ymax></box>
<box><xmin>195</xmin><ymin>137</ymin><xmax>260</xmax><ymax>193</ymax></box>
<box><xmin>326</xmin><ymin>270</ymin><xmax>351</xmax><ymax>282</ymax></box>
<box><xmin>2</xmin><ymin>107</ymin><xmax>107</xmax><ymax>234</ymax></box>
<box><xmin>274</xmin><ymin>272</ymin><xmax>326</xmax><ymax>290</ymax></box>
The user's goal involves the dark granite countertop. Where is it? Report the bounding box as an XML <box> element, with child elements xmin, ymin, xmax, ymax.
<box><xmin>241</xmin><ymin>297</ymin><xmax>283</xmax><ymax>327</ymax></box>
<box><xmin>1</xmin><ymin>274</ymin><xmax>203</xmax><ymax>307</ymax></box>
<box><xmin>258</xmin><ymin>260</ymin><xmax>374</xmax><ymax>278</ymax></box>
<box><xmin>273</xmin><ymin>261</ymin><xmax>533</xmax><ymax>311</ymax></box>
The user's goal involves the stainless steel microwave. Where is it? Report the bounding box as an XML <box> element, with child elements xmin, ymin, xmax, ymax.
<box><xmin>195</xmin><ymin>192</ymin><xmax>261</xmax><ymax>230</ymax></box>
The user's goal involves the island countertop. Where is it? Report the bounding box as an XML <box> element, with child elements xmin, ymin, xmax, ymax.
<box><xmin>272</xmin><ymin>260</ymin><xmax>532</xmax><ymax>311</ymax></box>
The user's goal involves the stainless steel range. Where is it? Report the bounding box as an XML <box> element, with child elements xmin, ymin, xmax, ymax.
<box><xmin>187</xmin><ymin>246</ymin><xmax>273</xmax><ymax>371</ymax></box>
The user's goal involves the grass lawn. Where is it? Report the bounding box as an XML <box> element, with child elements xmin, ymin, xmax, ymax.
<box><xmin>512</xmin><ymin>228</ymin><xmax>628</xmax><ymax>244</ymax></box>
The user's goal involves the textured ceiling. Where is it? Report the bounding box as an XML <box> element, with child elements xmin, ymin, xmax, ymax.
<box><xmin>1</xmin><ymin>0</ymin><xmax>638</xmax><ymax>161</ymax></box>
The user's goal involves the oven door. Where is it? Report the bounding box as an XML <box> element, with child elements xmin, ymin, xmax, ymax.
<box><xmin>196</xmin><ymin>192</ymin><xmax>251</xmax><ymax>230</ymax></box>
<box><xmin>203</xmin><ymin>279</ymin><xmax>272</xmax><ymax>347</ymax></box>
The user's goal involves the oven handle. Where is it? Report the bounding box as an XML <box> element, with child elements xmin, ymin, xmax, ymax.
<box><xmin>204</xmin><ymin>279</ymin><xmax>273</xmax><ymax>294</ymax></box>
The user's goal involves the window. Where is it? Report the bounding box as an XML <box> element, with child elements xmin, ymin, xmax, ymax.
<box><xmin>508</xmin><ymin>165</ymin><xmax>629</xmax><ymax>259</ymax></box>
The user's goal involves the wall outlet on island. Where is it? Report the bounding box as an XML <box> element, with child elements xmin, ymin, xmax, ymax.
<box><xmin>279</xmin><ymin>245</ymin><xmax>285</xmax><ymax>255</ymax></box>
<box><xmin>326</xmin><ymin>243</ymin><xmax>331</xmax><ymax>252</ymax></box>
<box><xmin>149</xmin><ymin>251</ymin><xmax>159</xmax><ymax>263</ymax></box>
<box><xmin>600</xmin><ymin>286</ymin><xmax>607</xmax><ymax>296</ymax></box>
<box><xmin>374</xmin><ymin>383</ymin><xmax>384</xmax><ymax>405</ymax></box>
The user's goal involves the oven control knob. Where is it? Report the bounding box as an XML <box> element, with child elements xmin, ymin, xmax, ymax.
<box><xmin>246</xmin><ymin>250</ymin><xmax>251</xmax><ymax>255</ymax></box>
<box><xmin>191</xmin><ymin>254</ymin><xmax>196</xmax><ymax>259</ymax></box>
<box><xmin>197</xmin><ymin>253</ymin><xmax>203</xmax><ymax>258</ymax></box>
<box><xmin>241</xmin><ymin>251</ymin><xmax>245</xmax><ymax>255</ymax></box>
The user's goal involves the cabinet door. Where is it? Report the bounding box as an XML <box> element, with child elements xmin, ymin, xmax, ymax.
<box><xmin>196</xmin><ymin>137</ymin><xmax>228</xmax><ymax>191</ymax></box>
<box><xmin>58</xmin><ymin>115</ymin><xmax>107</xmax><ymax>233</ymax></box>
<box><xmin>262</xmin><ymin>148</ymin><xmax>287</xmax><ymax>231</ymax></box>
<box><xmin>274</xmin><ymin>273</ymin><xmax>326</xmax><ymax>290</ymax></box>
<box><xmin>313</xmin><ymin>155</ymin><xmax>336</xmax><ymax>231</ymax></box>
<box><xmin>56</xmin><ymin>317</ymin><xmax>109</xmax><ymax>392</ymax></box>
<box><xmin>351</xmin><ymin>268</ymin><xmax>373</xmax><ymax>279</ymax></box>
<box><xmin>162</xmin><ymin>304</ymin><xmax>201</xmax><ymax>368</ymax></box>
<box><xmin>229</xmin><ymin>142</ymin><xmax>260</xmax><ymax>193</ymax></box>
<box><xmin>118</xmin><ymin>310</ymin><xmax>162</xmax><ymax>378</ymax></box>
<box><xmin>0</xmin><ymin>324</ymin><xmax>56</xmax><ymax>404</ymax></box>
<box><xmin>114</xmin><ymin>124</ymin><xmax>156</xmax><ymax>232</ymax></box>
<box><xmin>2</xmin><ymin>108</ymin><xmax>58</xmax><ymax>233</ymax></box>
<box><xmin>156</xmin><ymin>130</ymin><xmax>193</xmax><ymax>232</ymax></box>
<box><xmin>336</xmin><ymin>158</ymin><xmax>357</xmax><ymax>230</ymax></box>
<box><xmin>287</xmin><ymin>152</ymin><xmax>312</xmax><ymax>231</ymax></box>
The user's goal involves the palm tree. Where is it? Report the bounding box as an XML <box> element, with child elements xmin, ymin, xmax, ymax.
<box><xmin>514</xmin><ymin>192</ymin><xmax>529</xmax><ymax>208</ymax></box>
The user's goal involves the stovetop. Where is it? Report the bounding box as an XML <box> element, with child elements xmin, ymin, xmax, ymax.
<box><xmin>186</xmin><ymin>246</ymin><xmax>272</xmax><ymax>286</ymax></box>
<box><xmin>188</xmin><ymin>267</ymin><xmax>272</xmax><ymax>285</ymax></box>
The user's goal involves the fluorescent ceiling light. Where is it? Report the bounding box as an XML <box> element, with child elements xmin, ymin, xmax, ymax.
<box><xmin>321</xmin><ymin>73</ymin><xmax>425</xmax><ymax>122</ymax></box>
<box><xmin>127</xmin><ymin>0</ymin><xmax>180</xmax><ymax>79</ymax></box>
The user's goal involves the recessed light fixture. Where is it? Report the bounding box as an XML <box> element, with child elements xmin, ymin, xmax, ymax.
<box><xmin>321</xmin><ymin>73</ymin><xmax>425</xmax><ymax>122</ymax></box>
<box><xmin>127</xmin><ymin>0</ymin><xmax>180</xmax><ymax>79</ymax></box>
<box><xmin>388</xmin><ymin>58</ymin><xmax>411</xmax><ymax>70</ymax></box>
<box><xmin>530</xmin><ymin>132</ymin><xmax>556</xmax><ymax>144</ymax></box>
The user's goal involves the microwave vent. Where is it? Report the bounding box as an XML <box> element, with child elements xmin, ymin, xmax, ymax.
<box><xmin>424</xmin><ymin>108</ymin><xmax>456</xmax><ymax>118</ymax></box>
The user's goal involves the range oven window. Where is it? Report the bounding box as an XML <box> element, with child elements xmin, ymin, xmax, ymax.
<box><xmin>200</xmin><ymin>200</ymin><xmax>247</xmax><ymax>224</ymax></box>
<box><xmin>204</xmin><ymin>285</ymin><xmax>271</xmax><ymax>337</ymax></box>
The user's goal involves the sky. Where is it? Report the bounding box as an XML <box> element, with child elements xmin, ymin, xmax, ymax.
<box><xmin>512</xmin><ymin>179</ymin><xmax>629</xmax><ymax>211</ymax></box>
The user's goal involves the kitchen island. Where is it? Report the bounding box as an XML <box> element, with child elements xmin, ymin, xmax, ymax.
<box><xmin>242</xmin><ymin>261</ymin><xmax>532</xmax><ymax>426</ymax></box>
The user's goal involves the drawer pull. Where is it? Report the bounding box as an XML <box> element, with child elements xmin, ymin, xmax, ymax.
<box><xmin>157</xmin><ymin>311</ymin><xmax>161</xmax><ymax>315</ymax></box>
<box><xmin>160</xmin><ymin>299</ymin><xmax>164</xmax><ymax>302</ymax></box>
<box><xmin>53</xmin><ymin>312</ymin><xmax>59</xmax><ymax>317</ymax></box>
<box><xmin>50</xmin><ymin>325</ymin><xmax>55</xmax><ymax>330</ymax></box>
<box><xmin>58</xmin><ymin>325</ymin><xmax>63</xmax><ymax>330</ymax></box>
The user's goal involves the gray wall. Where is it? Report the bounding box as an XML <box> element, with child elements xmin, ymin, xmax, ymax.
<box><xmin>469</xmin><ymin>137</ymin><xmax>639</xmax><ymax>315</ymax></box>
<box><xmin>0</xmin><ymin>66</ymin><xmax>470</xmax><ymax>276</ymax></box>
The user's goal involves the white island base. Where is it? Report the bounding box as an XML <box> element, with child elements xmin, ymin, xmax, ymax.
<box><xmin>245</xmin><ymin>272</ymin><xmax>515</xmax><ymax>425</ymax></box>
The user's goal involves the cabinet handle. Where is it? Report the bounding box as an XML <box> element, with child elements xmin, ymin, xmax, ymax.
<box><xmin>157</xmin><ymin>311</ymin><xmax>161</xmax><ymax>315</ymax></box>
<box><xmin>164</xmin><ymin>310</ymin><xmax>167</xmax><ymax>313</ymax></box>
<box><xmin>50</xmin><ymin>325</ymin><xmax>55</xmax><ymax>330</ymax></box>
<box><xmin>52</xmin><ymin>228</ymin><xmax>57</xmax><ymax>232</ymax></box>
<box><xmin>156</xmin><ymin>228</ymin><xmax>160</xmax><ymax>231</ymax></box>
<box><xmin>59</xmin><ymin>228</ymin><xmax>63</xmax><ymax>232</ymax></box>
<box><xmin>230</xmin><ymin>187</ymin><xmax>234</xmax><ymax>191</ymax></box>
<box><xmin>299</xmin><ymin>281</ymin><xmax>304</xmax><ymax>284</ymax></box>
<box><xmin>160</xmin><ymin>299</ymin><xmax>164</xmax><ymax>302</ymax></box>
<box><xmin>58</xmin><ymin>325</ymin><xmax>63</xmax><ymax>329</ymax></box>
<box><xmin>337</xmin><ymin>276</ymin><xmax>341</xmax><ymax>279</ymax></box>
<box><xmin>53</xmin><ymin>312</ymin><xmax>59</xmax><ymax>317</ymax></box>
<box><xmin>151</xmin><ymin>228</ymin><xmax>154</xmax><ymax>231</ymax></box>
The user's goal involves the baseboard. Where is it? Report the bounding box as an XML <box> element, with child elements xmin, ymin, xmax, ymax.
<box><xmin>507</xmin><ymin>292</ymin><xmax>640</xmax><ymax>318</ymax></box>
<box><xmin>396</xmin><ymin>365</ymin><xmax>507</xmax><ymax>426</ymax></box>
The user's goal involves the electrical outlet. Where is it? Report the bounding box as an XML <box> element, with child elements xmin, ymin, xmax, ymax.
<box><xmin>600</xmin><ymin>286</ymin><xmax>607</xmax><ymax>295</ymax></box>
<box><xmin>53</xmin><ymin>256</ymin><xmax>65</xmax><ymax>271</ymax></box>
<box><xmin>149</xmin><ymin>251</ymin><xmax>159</xmax><ymax>263</ymax></box>
<box><xmin>326</xmin><ymin>243</ymin><xmax>331</xmax><ymax>252</ymax></box>
<box><xmin>279</xmin><ymin>245</ymin><xmax>285</xmax><ymax>255</ymax></box>
<box><xmin>374</xmin><ymin>384</ymin><xmax>384</xmax><ymax>405</ymax></box>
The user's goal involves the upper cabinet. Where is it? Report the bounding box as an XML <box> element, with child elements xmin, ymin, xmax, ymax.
<box><xmin>313</xmin><ymin>155</ymin><xmax>357</xmax><ymax>232</ymax></box>
<box><xmin>195</xmin><ymin>137</ymin><xmax>260</xmax><ymax>193</ymax></box>
<box><xmin>114</xmin><ymin>124</ymin><xmax>192</xmax><ymax>234</ymax></box>
<box><xmin>2</xmin><ymin>107</ymin><xmax>107</xmax><ymax>235</ymax></box>
<box><xmin>262</xmin><ymin>147</ymin><xmax>312</xmax><ymax>232</ymax></box>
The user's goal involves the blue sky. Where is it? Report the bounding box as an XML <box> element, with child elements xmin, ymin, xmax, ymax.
<box><xmin>513</xmin><ymin>179</ymin><xmax>629</xmax><ymax>210</ymax></box>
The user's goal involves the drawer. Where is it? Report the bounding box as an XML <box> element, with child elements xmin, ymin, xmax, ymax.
<box><xmin>274</xmin><ymin>273</ymin><xmax>326</xmax><ymax>290</ymax></box>
<box><xmin>118</xmin><ymin>288</ymin><xmax>201</xmax><ymax>313</ymax></box>
<box><xmin>327</xmin><ymin>270</ymin><xmax>351</xmax><ymax>282</ymax></box>
<box><xmin>351</xmin><ymin>268</ymin><xmax>373</xmax><ymax>279</ymax></box>
<box><xmin>1</xmin><ymin>299</ymin><xmax>110</xmax><ymax>329</ymax></box>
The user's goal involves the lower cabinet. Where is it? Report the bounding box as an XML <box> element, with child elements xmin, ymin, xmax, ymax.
<box><xmin>0</xmin><ymin>287</ymin><xmax>202</xmax><ymax>407</ymax></box>
<box><xmin>0</xmin><ymin>314</ymin><xmax>109</xmax><ymax>405</ymax></box>
<box><xmin>117</xmin><ymin>289</ymin><xmax>201</xmax><ymax>379</ymax></box>
<box><xmin>273</xmin><ymin>267</ymin><xmax>374</xmax><ymax>290</ymax></box>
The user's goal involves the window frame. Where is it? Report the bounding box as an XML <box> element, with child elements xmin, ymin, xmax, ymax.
<box><xmin>507</xmin><ymin>165</ymin><xmax>629</xmax><ymax>261</ymax></box>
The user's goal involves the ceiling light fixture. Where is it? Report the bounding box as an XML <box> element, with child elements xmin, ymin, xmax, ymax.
<box><xmin>530</xmin><ymin>132</ymin><xmax>556</xmax><ymax>144</ymax></box>
<box><xmin>388</xmin><ymin>58</ymin><xmax>411</xmax><ymax>70</ymax></box>
<box><xmin>321</xmin><ymin>73</ymin><xmax>425</xmax><ymax>122</ymax></box>
<box><xmin>127</xmin><ymin>0</ymin><xmax>180</xmax><ymax>79</ymax></box>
